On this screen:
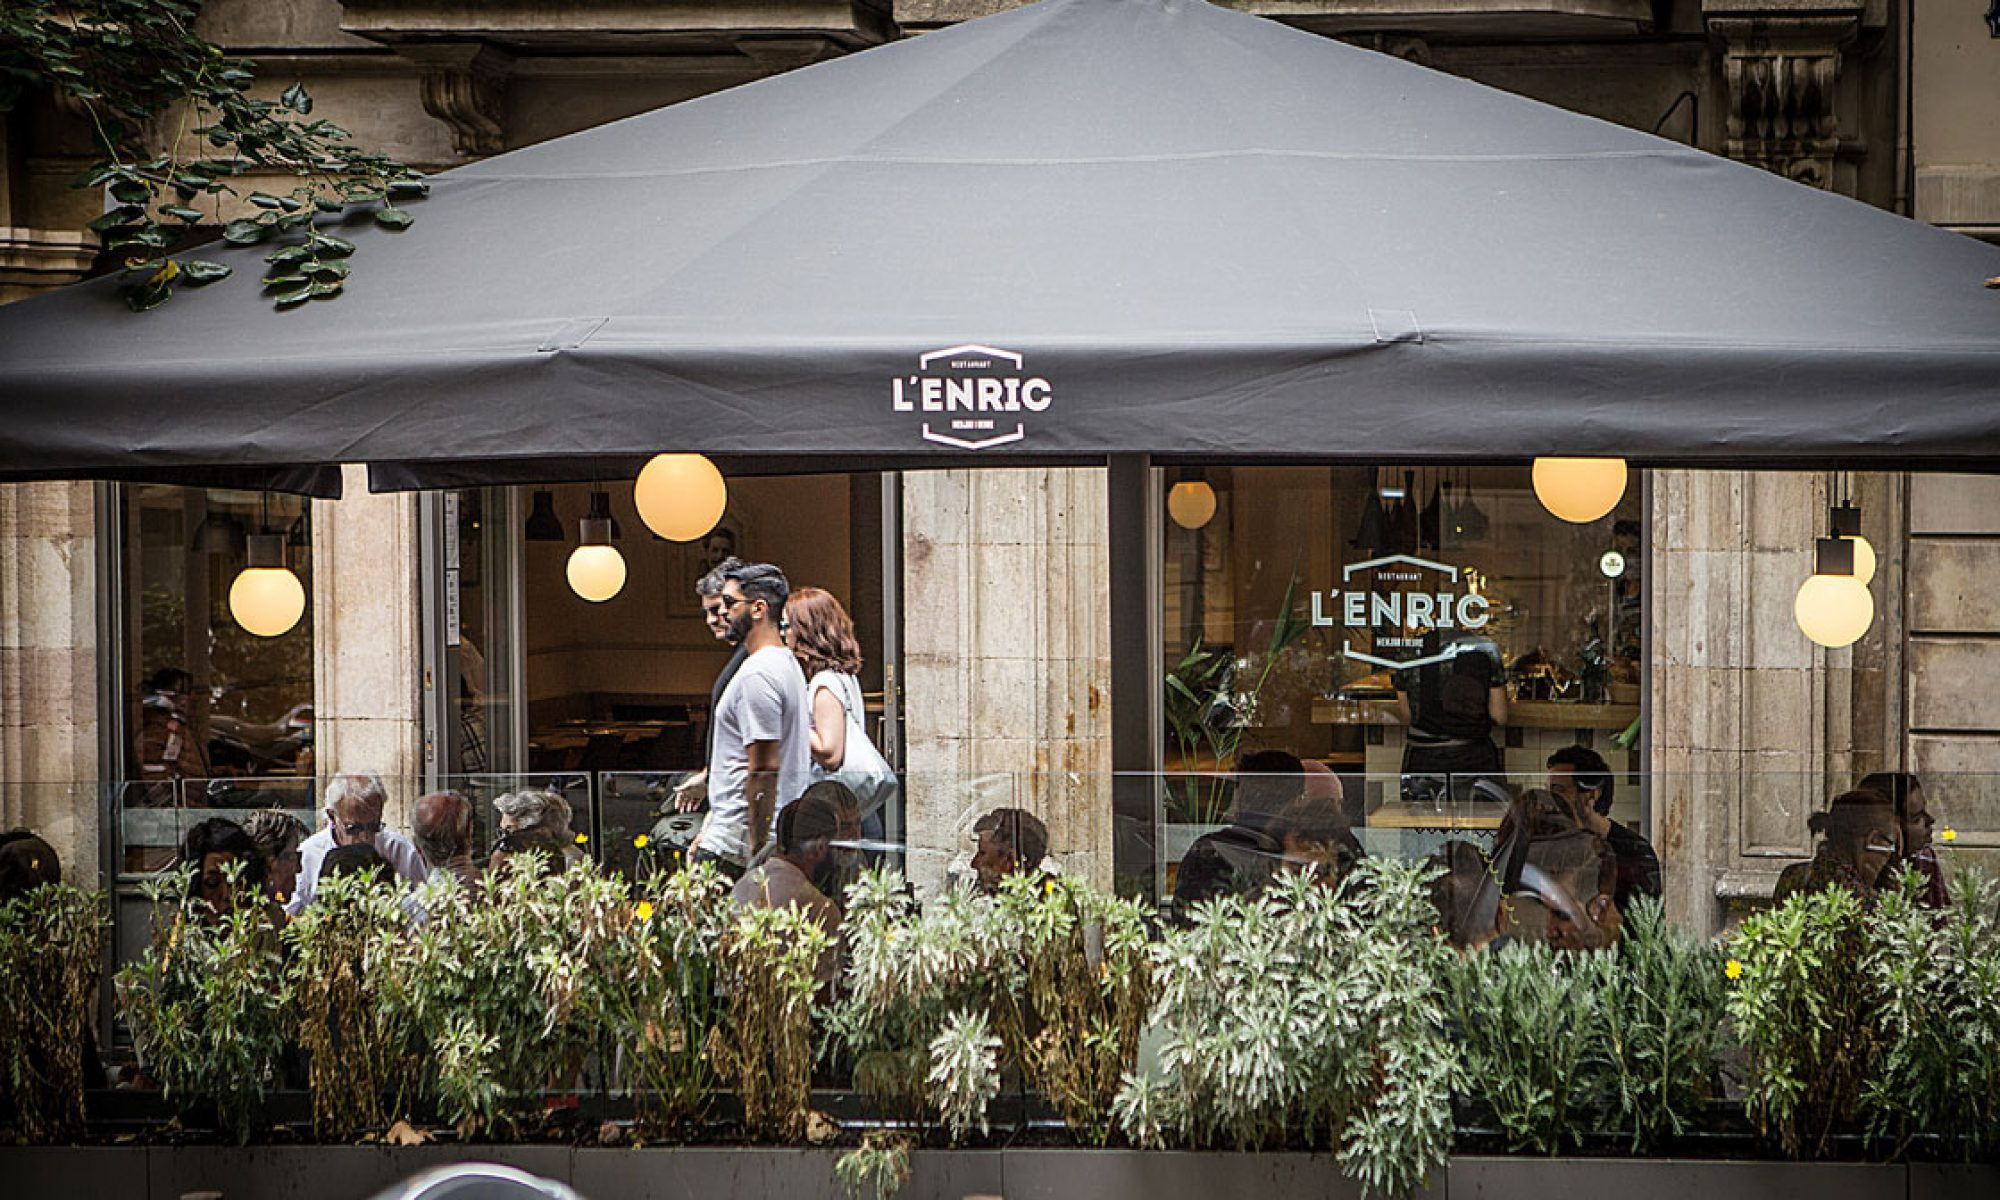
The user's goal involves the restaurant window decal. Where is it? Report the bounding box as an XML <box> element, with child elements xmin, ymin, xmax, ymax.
<box><xmin>1160</xmin><ymin>465</ymin><xmax>1646</xmax><ymax>852</ymax></box>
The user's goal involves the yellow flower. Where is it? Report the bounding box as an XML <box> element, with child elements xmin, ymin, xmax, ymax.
<box><xmin>636</xmin><ymin>901</ymin><xmax>655</xmax><ymax>922</ymax></box>
<box><xmin>633</xmin><ymin>833</ymin><xmax>650</xmax><ymax>849</ymax></box>
<box><xmin>1940</xmin><ymin>827</ymin><xmax>1958</xmax><ymax>843</ymax></box>
<box><xmin>575</xmin><ymin>832</ymin><xmax>589</xmax><ymax>845</ymax></box>
<box><xmin>1725</xmin><ymin>959</ymin><xmax>1744</xmax><ymax>981</ymax></box>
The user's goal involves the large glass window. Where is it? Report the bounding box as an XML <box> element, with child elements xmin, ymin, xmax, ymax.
<box><xmin>439</xmin><ymin>475</ymin><xmax>893</xmax><ymax>864</ymax></box>
<box><xmin>120</xmin><ymin>486</ymin><xmax>316</xmax><ymax>787</ymax></box>
<box><xmin>1159</xmin><ymin>466</ymin><xmax>1644</xmax><ymax>884</ymax></box>
<box><xmin>117</xmin><ymin>486</ymin><xmax>317</xmax><ymax>878</ymax></box>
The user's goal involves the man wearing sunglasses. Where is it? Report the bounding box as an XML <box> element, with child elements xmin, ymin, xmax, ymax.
<box><xmin>285</xmin><ymin>771</ymin><xmax>428</xmax><ymax>915</ymax></box>
<box><xmin>690</xmin><ymin>561</ymin><xmax>812</xmax><ymax>877</ymax></box>
<box><xmin>672</xmin><ymin>557</ymin><xmax>750</xmax><ymax>815</ymax></box>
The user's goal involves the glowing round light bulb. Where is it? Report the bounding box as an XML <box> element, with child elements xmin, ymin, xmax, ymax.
<box><xmin>1532</xmin><ymin>457</ymin><xmax>1628</xmax><ymax>524</ymax></box>
<box><xmin>1167</xmin><ymin>480</ymin><xmax>1218</xmax><ymax>530</ymax></box>
<box><xmin>1794</xmin><ymin>573</ymin><xmax>1874</xmax><ymax>648</ymax></box>
<box><xmin>634</xmin><ymin>453</ymin><xmax>727</xmax><ymax>542</ymax></box>
<box><xmin>1843</xmin><ymin>535</ymin><xmax>1877</xmax><ymax>585</ymax></box>
<box><xmin>566</xmin><ymin>544</ymin><xmax>628</xmax><ymax>602</ymax></box>
<box><xmin>229</xmin><ymin>567</ymin><xmax>307</xmax><ymax>637</ymax></box>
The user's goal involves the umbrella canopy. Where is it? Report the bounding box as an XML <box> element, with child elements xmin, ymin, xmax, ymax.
<box><xmin>3</xmin><ymin>0</ymin><xmax>1999</xmax><ymax>496</ymax></box>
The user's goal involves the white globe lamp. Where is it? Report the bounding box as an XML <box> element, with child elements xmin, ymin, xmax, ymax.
<box><xmin>1167</xmin><ymin>480</ymin><xmax>1218</xmax><ymax>530</ymax></box>
<box><xmin>229</xmin><ymin>534</ymin><xmax>307</xmax><ymax>637</ymax></box>
<box><xmin>1532</xmin><ymin>457</ymin><xmax>1628</xmax><ymax>524</ymax></box>
<box><xmin>635</xmin><ymin>453</ymin><xmax>727</xmax><ymax>542</ymax></box>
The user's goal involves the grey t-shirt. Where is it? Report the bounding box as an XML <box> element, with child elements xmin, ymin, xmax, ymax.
<box><xmin>697</xmin><ymin>644</ymin><xmax>812</xmax><ymax>863</ymax></box>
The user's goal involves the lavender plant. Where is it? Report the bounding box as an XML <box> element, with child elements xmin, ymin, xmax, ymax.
<box><xmin>1860</xmin><ymin>868</ymin><xmax>2000</xmax><ymax>1159</ymax></box>
<box><xmin>1113</xmin><ymin>860</ymin><xmax>1456</xmax><ymax>1198</ymax></box>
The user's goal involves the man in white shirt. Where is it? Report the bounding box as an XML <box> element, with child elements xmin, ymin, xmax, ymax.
<box><xmin>285</xmin><ymin>772</ymin><xmax>428</xmax><ymax>915</ymax></box>
<box><xmin>692</xmin><ymin>561</ymin><xmax>812</xmax><ymax>876</ymax></box>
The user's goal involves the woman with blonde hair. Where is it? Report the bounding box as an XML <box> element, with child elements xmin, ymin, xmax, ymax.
<box><xmin>783</xmin><ymin>587</ymin><xmax>896</xmax><ymax>851</ymax></box>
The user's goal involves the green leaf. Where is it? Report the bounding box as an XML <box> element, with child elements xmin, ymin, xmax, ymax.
<box><xmin>160</xmin><ymin>205</ymin><xmax>205</xmax><ymax>223</ymax></box>
<box><xmin>274</xmin><ymin>289</ymin><xmax>313</xmax><ymax>310</ymax></box>
<box><xmin>280</xmin><ymin>82</ymin><xmax>312</xmax><ymax>114</ymax></box>
<box><xmin>109</xmin><ymin>179</ymin><xmax>152</xmax><ymax>204</ymax></box>
<box><xmin>313</xmin><ymin>235</ymin><xmax>356</xmax><ymax>258</ymax></box>
<box><xmin>222</xmin><ymin>219</ymin><xmax>268</xmax><ymax>245</ymax></box>
<box><xmin>87</xmin><ymin>205</ymin><xmax>145</xmax><ymax>232</ymax></box>
<box><xmin>387</xmin><ymin>179</ymin><xmax>430</xmax><ymax>199</ymax></box>
<box><xmin>309</xmin><ymin>279</ymin><xmax>343</xmax><ymax>298</ymax></box>
<box><xmin>307</xmin><ymin>260</ymin><xmax>350</xmax><ymax>281</ymax></box>
<box><xmin>181</xmin><ymin>261</ymin><xmax>232</xmax><ymax>286</ymax></box>
<box><xmin>124</xmin><ymin>280</ymin><xmax>173</xmax><ymax>313</ymax></box>
<box><xmin>247</xmin><ymin>193</ymin><xmax>286</xmax><ymax>210</ymax></box>
<box><xmin>261</xmin><ymin>273</ymin><xmax>308</xmax><ymax>288</ymax></box>
<box><xmin>372</xmin><ymin>207</ymin><xmax>414</xmax><ymax>231</ymax></box>
<box><xmin>266</xmin><ymin>244</ymin><xmax>312</xmax><ymax>265</ymax></box>
<box><xmin>313</xmin><ymin>197</ymin><xmax>344</xmax><ymax>214</ymax></box>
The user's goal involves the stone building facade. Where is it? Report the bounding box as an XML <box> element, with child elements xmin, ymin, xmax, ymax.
<box><xmin>2</xmin><ymin>0</ymin><xmax>1996</xmax><ymax>933</ymax></box>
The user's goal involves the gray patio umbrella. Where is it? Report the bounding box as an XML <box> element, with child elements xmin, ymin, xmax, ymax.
<box><xmin>3</xmin><ymin>0</ymin><xmax>1998</xmax><ymax>496</ymax></box>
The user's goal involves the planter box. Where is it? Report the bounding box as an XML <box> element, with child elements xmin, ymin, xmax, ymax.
<box><xmin>148</xmin><ymin>1144</ymin><xmax>573</xmax><ymax>1200</ymax></box>
<box><xmin>1005</xmin><ymin>1149</ymin><xmax>1440</xmax><ymax>1200</ymax></box>
<box><xmin>4</xmin><ymin>1146</ymin><xmax>1995</xmax><ymax>1200</ymax></box>
<box><xmin>1450</xmin><ymin>1157</ymin><xmax>1906</xmax><ymax>1200</ymax></box>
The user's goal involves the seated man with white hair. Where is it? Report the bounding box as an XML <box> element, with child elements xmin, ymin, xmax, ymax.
<box><xmin>285</xmin><ymin>772</ymin><xmax>429</xmax><ymax>915</ymax></box>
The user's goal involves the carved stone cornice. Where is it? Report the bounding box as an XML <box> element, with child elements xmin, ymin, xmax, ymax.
<box><xmin>0</xmin><ymin>226</ymin><xmax>98</xmax><ymax>305</ymax></box>
<box><xmin>1704</xmin><ymin>2</ymin><xmax>1864</xmax><ymax>191</ymax></box>
<box><xmin>898</xmin><ymin>0</ymin><xmax>1651</xmax><ymax>37</ymax></box>
<box><xmin>405</xmin><ymin>45</ymin><xmax>514</xmax><ymax>159</ymax></box>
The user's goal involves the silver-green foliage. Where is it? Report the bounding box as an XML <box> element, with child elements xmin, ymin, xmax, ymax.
<box><xmin>1860</xmin><ymin>868</ymin><xmax>2000</xmax><ymax>1159</ymax></box>
<box><xmin>1590</xmin><ymin>897</ymin><xmax>1728</xmax><ymax>1153</ymax></box>
<box><xmin>928</xmin><ymin>1008</ymin><xmax>1002</xmax><ymax>1141</ymax></box>
<box><xmin>828</xmin><ymin>869</ymin><xmax>1013</xmax><ymax>1127</ymax></box>
<box><xmin>835</xmin><ymin>1130</ymin><xmax>914</xmax><ymax>1200</ymax></box>
<box><xmin>1724</xmin><ymin>884</ymin><xmax>1876</xmax><ymax>1157</ymax></box>
<box><xmin>1443</xmin><ymin>939</ymin><xmax>1599</xmax><ymax>1155</ymax></box>
<box><xmin>1113</xmin><ymin>860</ymin><xmax>1457</xmax><ymax>1199</ymax></box>
<box><xmin>379</xmin><ymin>856</ymin><xmax>635</xmax><ymax>1138</ymax></box>
<box><xmin>1446</xmin><ymin>902</ymin><xmax>1727</xmax><ymax>1157</ymax></box>
<box><xmin>985</xmin><ymin>872</ymin><xmax>1154</xmax><ymax>1145</ymax></box>
<box><xmin>114</xmin><ymin>867</ymin><xmax>287</xmax><ymax>1141</ymax></box>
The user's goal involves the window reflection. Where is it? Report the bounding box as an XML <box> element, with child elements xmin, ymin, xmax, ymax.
<box><xmin>1160</xmin><ymin>466</ymin><xmax>1645</xmax><ymax>898</ymax></box>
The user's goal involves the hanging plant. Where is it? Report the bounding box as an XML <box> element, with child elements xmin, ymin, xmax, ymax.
<box><xmin>0</xmin><ymin>0</ymin><xmax>427</xmax><ymax>311</ymax></box>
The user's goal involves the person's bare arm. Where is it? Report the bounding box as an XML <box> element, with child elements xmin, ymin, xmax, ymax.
<box><xmin>745</xmin><ymin>739</ymin><xmax>782</xmax><ymax>856</ymax></box>
<box><xmin>809</xmin><ymin>686</ymin><xmax>848</xmax><ymax>771</ymax></box>
<box><xmin>1487</xmin><ymin>686</ymin><xmax>1509</xmax><ymax>727</ymax></box>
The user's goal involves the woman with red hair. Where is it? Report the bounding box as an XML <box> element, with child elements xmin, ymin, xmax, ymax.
<box><xmin>783</xmin><ymin>587</ymin><xmax>894</xmax><ymax>852</ymax></box>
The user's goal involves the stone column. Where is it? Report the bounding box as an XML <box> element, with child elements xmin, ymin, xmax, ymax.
<box><xmin>311</xmin><ymin>466</ymin><xmax>425</xmax><ymax>825</ymax></box>
<box><xmin>1649</xmin><ymin>469</ymin><xmax>1898</xmax><ymax>935</ymax></box>
<box><xmin>0</xmin><ymin>482</ymin><xmax>101</xmax><ymax>885</ymax></box>
<box><xmin>1904</xmin><ymin>474</ymin><xmax>2000</xmax><ymax>875</ymax></box>
<box><xmin>900</xmin><ymin>468</ymin><xmax>1113</xmax><ymax>891</ymax></box>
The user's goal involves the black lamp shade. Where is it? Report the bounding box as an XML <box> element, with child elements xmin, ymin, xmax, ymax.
<box><xmin>1814</xmin><ymin>536</ymin><xmax>1856</xmax><ymax>577</ymax></box>
<box><xmin>525</xmin><ymin>490</ymin><xmax>564</xmax><ymax>541</ymax></box>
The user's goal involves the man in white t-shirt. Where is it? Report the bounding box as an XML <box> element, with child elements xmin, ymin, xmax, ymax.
<box><xmin>692</xmin><ymin>561</ymin><xmax>812</xmax><ymax>875</ymax></box>
<box><xmin>285</xmin><ymin>772</ymin><xmax>429</xmax><ymax>914</ymax></box>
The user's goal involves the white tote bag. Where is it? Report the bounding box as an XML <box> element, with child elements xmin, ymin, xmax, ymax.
<box><xmin>811</xmin><ymin>673</ymin><xmax>899</xmax><ymax>820</ymax></box>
